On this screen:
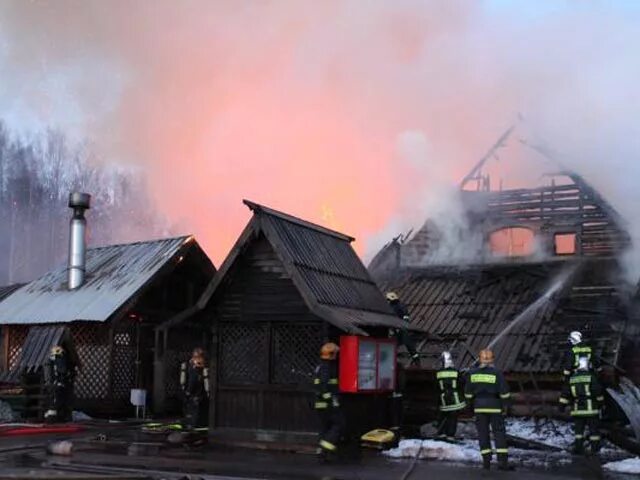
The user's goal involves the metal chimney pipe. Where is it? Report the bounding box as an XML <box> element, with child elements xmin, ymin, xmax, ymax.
<box><xmin>68</xmin><ymin>192</ymin><xmax>91</xmax><ymax>290</ymax></box>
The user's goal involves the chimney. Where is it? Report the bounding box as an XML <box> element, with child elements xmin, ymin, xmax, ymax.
<box><xmin>68</xmin><ymin>192</ymin><xmax>91</xmax><ymax>290</ymax></box>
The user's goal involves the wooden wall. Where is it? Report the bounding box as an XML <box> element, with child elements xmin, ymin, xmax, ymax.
<box><xmin>209</xmin><ymin>234</ymin><xmax>325</xmax><ymax>432</ymax></box>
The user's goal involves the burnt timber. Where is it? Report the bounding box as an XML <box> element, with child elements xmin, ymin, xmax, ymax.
<box><xmin>370</xmin><ymin>153</ymin><xmax>640</xmax><ymax>422</ymax></box>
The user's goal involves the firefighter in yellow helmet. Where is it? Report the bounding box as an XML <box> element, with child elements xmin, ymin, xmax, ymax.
<box><xmin>464</xmin><ymin>349</ymin><xmax>511</xmax><ymax>470</ymax></box>
<box><xmin>385</xmin><ymin>292</ymin><xmax>419</xmax><ymax>365</ymax></box>
<box><xmin>314</xmin><ymin>342</ymin><xmax>344</xmax><ymax>461</ymax></box>
<box><xmin>180</xmin><ymin>347</ymin><xmax>210</xmax><ymax>429</ymax></box>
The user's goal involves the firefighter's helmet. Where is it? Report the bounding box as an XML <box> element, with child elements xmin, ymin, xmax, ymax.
<box><xmin>568</xmin><ymin>331</ymin><xmax>582</xmax><ymax>345</ymax></box>
<box><xmin>442</xmin><ymin>351</ymin><xmax>454</xmax><ymax>369</ymax></box>
<box><xmin>320</xmin><ymin>342</ymin><xmax>340</xmax><ymax>360</ymax></box>
<box><xmin>385</xmin><ymin>291</ymin><xmax>399</xmax><ymax>302</ymax></box>
<box><xmin>50</xmin><ymin>345</ymin><xmax>64</xmax><ymax>356</ymax></box>
<box><xmin>479</xmin><ymin>349</ymin><xmax>494</xmax><ymax>365</ymax></box>
<box><xmin>191</xmin><ymin>347</ymin><xmax>205</xmax><ymax>367</ymax></box>
<box><xmin>577</xmin><ymin>356</ymin><xmax>590</xmax><ymax>371</ymax></box>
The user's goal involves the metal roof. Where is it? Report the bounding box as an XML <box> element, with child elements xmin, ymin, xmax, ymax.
<box><xmin>0</xmin><ymin>326</ymin><xmax>79</xmax><ymax>383</ymax></box>
<box><xmin>384</xmin><ymin>259</ymin><xmax>627</xmax><ymax>373</ymax></box>
<box><xmin>0</xmin><ymin>236</ymin><xmax>194</xmax><ymax>325</ymax></box>
<box><xmin>0</xmin><ymin>284</ymin><xmax>25</xmax><ymax>302</ymax></box>
<box><xmin>192</xmin><ymin>200</ymin><xmax>405</xmax><ymax>335</ymax></box>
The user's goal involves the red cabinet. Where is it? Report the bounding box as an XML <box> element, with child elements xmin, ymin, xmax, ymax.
<box><xmin>339</xmin><ymin>335</ymin><xmax>397</xmax><ymax>393</ymax></box>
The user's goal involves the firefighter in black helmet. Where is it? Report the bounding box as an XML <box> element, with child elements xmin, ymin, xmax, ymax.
<box><xmin>180</xmin><ymin>347</ymin><xmax>210</xmax><ymax>429</ymax></box>
<box><xmin>436</xmin><ymin>351</ymin><xmax>466</xmax><ymax>442</ymax></box>
<box><xmin>44</xmin><ymin>345</ymin><xmax>75</xmax><ymax>422</ymax></box>
<box><xmin>464</xmin><ymin>349</ymin><xmax>511</xmax><ymax>470</ymax></box>
<box><xmin>559</xmin><ymin>356</ymin><xmax>604</xmax><ymax>455</ymax></box>
<box><xmin>314</xmin><ymin>342</ymin><xmax>344</xmax><ymax>461</ymax></box>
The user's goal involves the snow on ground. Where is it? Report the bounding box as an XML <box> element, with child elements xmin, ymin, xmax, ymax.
<box><xmin>384</xmin><ymin>439</ymin><xmax>479</xmax><ymax>462</ymax></box>
<box><xmin>385</xmin><ymin>418</ymin><xmax>631</xmax><ymax>470</ymax></box>
<box><xmin>506</xmin><ymin>417</ymin><xmax>574</xmax><ymax>449</ymax></box>
<box><xmin>71</xmin><ymin>410</ymin><xmax>92</xmax><ymax>421</ymax></box>
<box><xmin>603</xmin><ymin>457</ymin><xmax>640</xmax><ymax>474</ymax></box>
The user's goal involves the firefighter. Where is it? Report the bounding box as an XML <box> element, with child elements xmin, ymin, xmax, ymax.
<box><xmin>314</xmin><ymin>342</ymin><xmax>344</xmax><ymax>461</ymax></box>
<box><xmin>563</xmin><ymin>331</ymin><xmax>601</xmax><ymax>380</ymax></box>
<box><xmin>464</xmin><ymin>349</ymin><xmax>511</xmax><ymax>471</ymax></box>
<box><xmin>436</xmin><ymin>351</ymin><xmax>466</xmax><ymax>442</ymax></box>
<box><xmin>44</xmin><ymin>345</ymin><xmax>75</xmax><ymax>422</ymax></box>
<box><xmin>385</xmin><ymin>292</ymin><xmax>419</xmax><ymax>366</ymax></box>
<box><xmin>559</xmin><ymin>356</ymin><xmax>604</xmax><ymax>455</ymax></box>
<box><xmin>180</xmin><ymin>347</ymin><xmax>210</xmax><ymax>429</ymax></box>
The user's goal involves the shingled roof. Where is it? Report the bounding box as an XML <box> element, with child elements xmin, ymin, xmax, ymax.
<box><xmin>188</xmin><ymin>200</ymin><xmax>405</xmax><ymax>335</ymax></box>
<box><xmin>383</xmin><ymin>259</ymin><xmax>629</xmax><ymax>373</ymax></box>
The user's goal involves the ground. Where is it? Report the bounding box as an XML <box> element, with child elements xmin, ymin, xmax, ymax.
<box><xmin>0</xmin><ymin>418</ymin><xmax>636</xmax><ymax>479</ymax></box>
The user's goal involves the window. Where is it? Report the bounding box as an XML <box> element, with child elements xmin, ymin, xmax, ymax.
<box><xmin>489</xmin><ymin>227</ymin><xmax>535</xmax><ymax>257</ymax></box>
<box><xmin>554</xmin><ymin>233</ymin><xmax>576</xmax><ymax>255</ymax></box>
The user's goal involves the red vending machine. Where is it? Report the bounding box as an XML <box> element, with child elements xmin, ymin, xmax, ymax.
<box><xmin>339</xmin><ymin>336</ymin><xmax>397</xmax><ymax>393</ymax></box>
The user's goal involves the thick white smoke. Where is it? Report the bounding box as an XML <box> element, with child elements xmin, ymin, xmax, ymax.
<box><xmin>0</xmin><ymin>1</ymin><xmax>638</xmax><ymax>278</ymax></box>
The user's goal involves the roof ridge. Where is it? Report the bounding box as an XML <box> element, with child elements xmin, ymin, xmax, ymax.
<box><xmin>243</xmin><ymin>199</ymin><xmax>355</xmax><ymax>242</ymax></box>
<box><xmin>88</xmin><ymin>234</ymin><xmax>193</xmax><ymax>251</ymax></box>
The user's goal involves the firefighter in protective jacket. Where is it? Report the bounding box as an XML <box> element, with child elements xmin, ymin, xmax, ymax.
<box><xmin>464</xmin><ymin>349</ymin><xmax>511</xmax><ymax>470</ymax></box>
<box><xmin>314</xmin><ymin>342</ymin><xmax>344</xmax><ymax>459</ymax></box>
<box><xmin>44</xmin><ymin>345</ymin><xmax>75</xmax><ymax>422</ymax></box>
<box><xmin>385</xmin><ymin>292</ymin><xmax>419</xmax><ymax>366</ymax></box>
<box><xmin>180</xmin><ymin>347</ymin><xmax>210</xmax><ymax>429</ymax></box>
<box><xmin>436</xmin><ymin>351</ymin><xmax>466</xmax><ymax>441</ymax></box>
<box><xmin>563</xmin><ymin>331</ymin><xmax>600</xmax><ymax>380</ymax></box>
<box><xmin>559</xmin><ymin>356</ymin><xmax>604</xmax><ymax>454</ymax></box>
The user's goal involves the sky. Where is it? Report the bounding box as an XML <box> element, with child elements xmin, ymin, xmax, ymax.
<box><xmin>0</xmin><ymin>0</ymin><xmax>639</xmax><ymax>271</ymax></box>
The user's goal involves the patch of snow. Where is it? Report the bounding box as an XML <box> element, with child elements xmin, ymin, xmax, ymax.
<box><xmin>384</xmin><ymin>439</ymin><xmax>480</xmax><ymax>462</ymax></box>
<box><xmin>506</xmin><ymin>417</ymin><xmax>573</xmax><ymax>449</ymax></box>
<box><xmin>71</xmin><ymin>410</ymin><xmax>91</xmax><ymax>421</ymax></box>
<box><xmin>603</xmin><ymin>457</ymin><xmax>640</xmax><ymax>474</ymax></box>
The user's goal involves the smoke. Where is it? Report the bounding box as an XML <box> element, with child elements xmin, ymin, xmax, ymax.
<box><xmin>0</xmin><ymin>1</ymin><xmax>639</xmax><ymax>276</ymax></box>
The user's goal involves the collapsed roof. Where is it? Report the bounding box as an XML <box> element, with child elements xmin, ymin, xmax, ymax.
<box><xmin>382</xmin><ymin>259</ymin><xmax>631</xmax><ymax>374</ymax></box>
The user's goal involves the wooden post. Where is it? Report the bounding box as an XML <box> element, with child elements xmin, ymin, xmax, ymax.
<box><xmin>208</xmin><ymin>316</ymin><xmax>219</xmax><ymax>434</ymax></box>
<box><xmin>153</xmin><ymin>328</ymin><xmax>167</xmax><ymax>414</ymax></box>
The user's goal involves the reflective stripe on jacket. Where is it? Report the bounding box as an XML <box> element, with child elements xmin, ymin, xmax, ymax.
<box><xmin>559</xmin><ymin>370</ymin><xmax>603</xmax><ymax>417</ymax></box>
<box><xmin>314</xmin><ymin>360</ymin><xmax>340</xmax><ymax>410</ymax></box>
<box><xmin>436</xmin><ymin>368</ymin><xmax>466</xmax><ymax>411</ymax></box>
<box><xmin>464</xmin><ymin>365</ymin><xmax>510</xmax><ymax>414</ymax></box>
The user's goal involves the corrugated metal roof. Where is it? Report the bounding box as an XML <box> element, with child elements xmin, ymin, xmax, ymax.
<box><xmin>0</xmin><ymin>236</ymin><xmax>193</xmax><ymax>325</ymax></box>
<box><xmin>384</xmin><ymin>260</ymin><xmax>626</xmax><ymax>373</ymax></box>
<box><xmin>0</xmin><ymin>284</ymin><xmax>25</xmax><ymax>302</ymax></box>
<box><xmin>0</xmin><ymin>326</ymin><xmax>78</xmax><ymax>383</ymax></box>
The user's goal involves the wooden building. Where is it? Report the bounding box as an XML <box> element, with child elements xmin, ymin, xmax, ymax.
<box><xmin>368</xmin><ymin>138</ymin><xmax>640</xmax><ymax>424</ymax></box>
<box><xmin>167</xmin><ymin>200</ymin><xmax>406</xmax><ymax>440</ymax></box>
<box><xmin>0</xmin><ymin>236</ymin><xmax>215</xmax><ymax>417</ymax></box>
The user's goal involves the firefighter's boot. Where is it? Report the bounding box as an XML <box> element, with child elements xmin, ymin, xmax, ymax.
<box><xmin>482</xmin><ymin>453</ymin><xmax>491</xmax><ymax>470</ymax></box>
<box><xmin>497</xmin><ymin>453</ymin><xmax>513</xmax><ymax>471</ymax></box>
<box><xmin>572</xmin><ymin>440</ymin><xmax>584</xmax><ymax>455</ymax></box>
